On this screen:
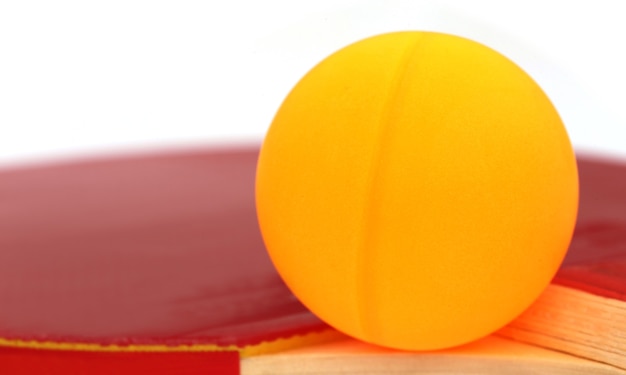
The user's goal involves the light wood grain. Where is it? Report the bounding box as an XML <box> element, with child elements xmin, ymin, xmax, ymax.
<box><xmin>242</xmin><ymin>334</ymin><xmax>625</xmax><ymax>374</ymax></box>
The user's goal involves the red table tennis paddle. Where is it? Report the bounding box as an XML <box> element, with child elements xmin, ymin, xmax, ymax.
<box><xmin>0</xmin><ymin>147</ymin><xmax>624</xmax><ymax>374</ymax></box>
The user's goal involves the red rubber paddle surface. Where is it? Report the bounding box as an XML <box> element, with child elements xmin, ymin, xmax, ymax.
<box><xmin>0</xmin><ymin>147</ymin><xmax>624</xmax><ymax>373</ymax></box>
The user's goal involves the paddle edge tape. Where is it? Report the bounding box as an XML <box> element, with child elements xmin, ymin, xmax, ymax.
<box><xmin>0</xmin><ymin>328</ymin><xmax>345</xmax><ymax>357</ymax></box>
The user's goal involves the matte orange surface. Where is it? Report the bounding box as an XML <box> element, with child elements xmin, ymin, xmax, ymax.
<box><xmin>256</xmin><ymin>32</ymin><xmax>579</xmax><ymax>350</ymax></box>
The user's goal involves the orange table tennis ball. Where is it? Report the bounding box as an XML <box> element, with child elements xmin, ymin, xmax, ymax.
<box><xmin>255</xmin><ymin>31</ymin><xmax>578</xmax><ymax>351</ymax></box>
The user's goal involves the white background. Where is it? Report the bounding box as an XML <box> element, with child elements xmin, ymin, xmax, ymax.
<box><xmin>1</xmin><ymin>0</ymin><xmax>625</xmax><ymax>167</ymax></box>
